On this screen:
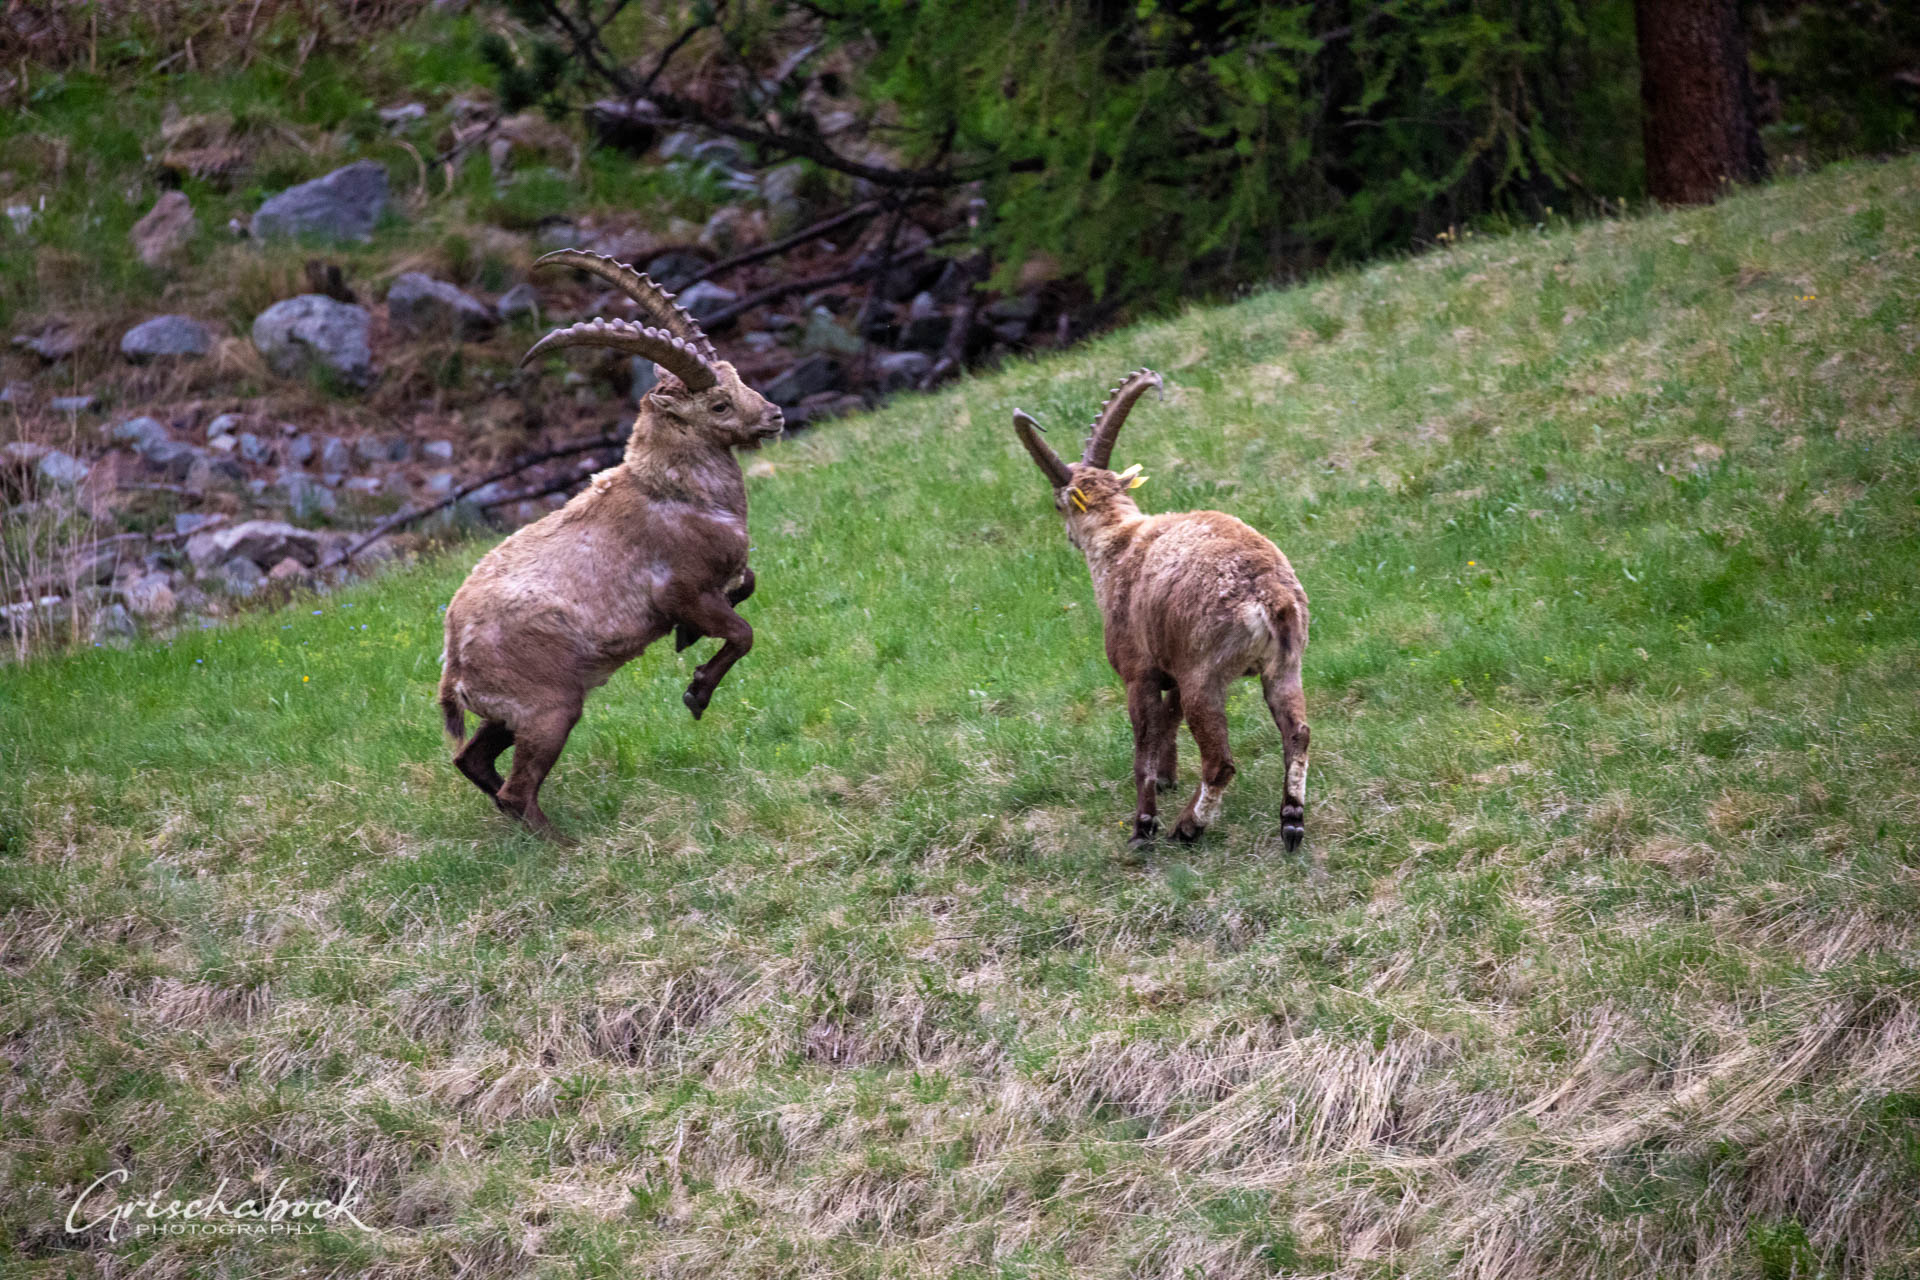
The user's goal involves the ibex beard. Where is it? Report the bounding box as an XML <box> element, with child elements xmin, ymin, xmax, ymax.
<box><xmin>438</xmin><ymin>250</ymin><xmax>780</xmax><ymax>841</ymax></box>
<box><xmin>1013</xmin><ymin>370</ymin><xmax>1311</xmax><ymax>850</ymax></box>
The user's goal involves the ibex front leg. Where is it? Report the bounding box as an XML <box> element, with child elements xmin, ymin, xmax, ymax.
<box><xmin>675</xmin><ymin>590</ymin><xmax>753</xmax><ymax>720</ymax></box>
<box><xmin>1126</xmin><ymin>678</ymin><xmax>1176</xmax><ymax>845</ymax></box>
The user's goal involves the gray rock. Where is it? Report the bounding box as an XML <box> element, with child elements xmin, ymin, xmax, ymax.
<box><xmin>352</xmin><ymin>435</ymin><xmax>402</xmax><ymax>466</ymax></box>
<box><xmin>131</xmin><ymin>191</ymin><xmax>194</xmax><ymax>266</ymax></box>
<box><xmin>761</xmin><ymin>355</ymin><xmax>843</xmax><ymax>407</ymax></box>
<box><xmin>186</xmin><ymin>519</ymin><xmax>323</xmax><ymax>571</ymax></box>
<box><xmin>902</xmin><ymin>310</ymin><xmax>952</xmax><ymax>352</ymax></box>
<box><xmin>698</xmin><ymin>206</ymin><xmax>757</xmax><ymax>256</ymax></box>
<box><xmin>690</xmin><ymin>139</ymin><xmax>744</xmax><ymax>169</ymax></box>
<box><xmin>206</xmin><ymin>413</ymin><xmax>245</xmax><ymax>437</ymax></box>
<box><xmin>991</xmin><ymin>319</ymin><xmax>1030</xmax><ymax>346</ymax></box>
<box><xmin>144</xmin><ymin>440</ymin><xmax>203</xmax><ymax>482</ymax></box>
<box><xmin>986</xmin><ymin>294</ymin><xmax>1041</xmax><ymax>323</ymax></box>
<box><xmin>175</xmin><ymin>512</ymin><xmax>219</xmax><ymax>536</ymax></box>
<box><xmin>251</xmin><ymin>296</ymin><xmax>373</xmax><ymax>388</ymax></box>
<box><xmin>760</xmin><ymin>161</ymin><xmax>816</xmax><ymax>235</ymax></box>
<box><xmin>343</xmin><ymin>476</ymin><xmax>383</xmax><ymax>496</ymax></box>
<box><xmin>49</xmin><ymin>394</ymin><xmax>98</xmax><ymax>414</ymax></box>
<box><xmin>742</xmin><ymin>331</ymin><xmax>781</xmax><ymax>355</ymax></box>
<box><xmin>12</xmin><ymin>325</ymin><xmax>77</xmax><ymax>362</ymax></box>
<box><xmin>216</xmin><ymin>557</ymin><xmax>266</xmax><ymax>597</ymax></box>
<box><xmin>251</xmin><ymin>161</ymin><xmax>390</xmax><ymax>243</ymax></box>
<box><xmin>418</xmin><ymin>439</ymin><xmax>454</xmax><ymax>463</ymax></box>
<box><xmin>874</xmin><ymin>350</ymin><xmax>932</xmax><ymax>391</ymax></box>
<box><xmin>675</xmin><ymin>280</ymin><xmax>737</xmax><ymax>325</ymax></box>
<box><xmin>283</xmin><ymin>434</ymin><xmax>316</xmax><ymax>466</ymax></box>
<box><xmin>208</xmin><ymin>432</ymin><xmax>239</xmax><ymax>454</ymax></box>
<box><xmin>267</xmin><ymin>556</ymin><xmax>309</xmax><ymax>582</ymax></box>
<box><xmin>36</xmin><ymin>449</ymin><xmax>89</xmax><ymax>488</ymax></box>
<box><xmin>236</xmin><ymin>432</ymin><xmax>272</xmax><ymax>465</ymax></box>
<box><xmin>0</xmin><ymin>382</ymin><xmax>28</xmax><ymax>404</ymax></box>
<box><xmin>120</xmin><ymin>573</ymin><xmax>176</xmax><ymax>621</ymax></box>
<box><xmin>110</xmin><ymin>416</ymin><xmax>170</xmax><ymax>453</ymax></box>
<box><xmin>386</xmin><ymin>272</ymin><xmax>496</xmax><ymax>340</ymax></box>
<box><xmin>185</xmin><ymin>454</ymin><xmax>246</xmax><ymax>493</ymax></box>
<box><xmin>497</xmin><ymin>282</ymin><xmax>540</xmax><ymax>321</ymax></box>
<box><xmin>630</xmin><ymin>357</ymin><xmax>656</xmax><ymax>404</ymax></box>
<box><xmin>121</xmin><ymin>314</ymin><xmax>213</xmax><ymax>362</ymax></box>
<box><xmin>421</xmin><ymin>470</ymin><xmax>457</xmax><ymax>498</ymax></box>
<box><xmin>535</xmin><ymin>220</ymin><xmax>580</xmax><ymax>251</ymax></box>
<box><xmin>274</xmin><ymin>469</ymin><xmax>336</xmax><ymax>517</ymax></box>
<box><xmin>801</xmin><ymin>307</ymin><xmax>863</xmax><ymax>357</ymax></box>
<box><xmin>378</xmin><ymin>103</ymin><xmax>427</xmax><ymax>127</ymax></box>
<box><xmin>90</xmin><ymin>602</ymin><xmax>137</xmax><ymax>644</ymax></box>
<box><xmin>645</xmin><ymin>251</ymin><xmax>707</xmax><ymax>290</ymax></box>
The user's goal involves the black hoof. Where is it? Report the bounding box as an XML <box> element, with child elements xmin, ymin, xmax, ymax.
<box><xmin>683</xmin><ymin>688</ymin><xmax>708</xmax><ymax>720</ymax></box>
<box><xmin>1169</xmin><ymin>820</ymin><xmax>1204</xmax><ymax>844</ymax></box>
<box><xmin>1282</xmin><ymin>825</ymin><xmax>1305</xmax><ymax>852</ymax></box>
<box><xmin>1281</xmin><ymin>804</ymin><xmax>1305</xmax><ymax>852</ymax></box>
<box><xmin>1131</xmin><ymin>814</ymin><xmax>1160</xmax><ymax>844</ymax></box>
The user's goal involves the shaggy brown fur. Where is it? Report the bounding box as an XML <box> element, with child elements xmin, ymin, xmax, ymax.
<box><xmin>1013</xmin><ymin>371</ymin><xmax>1311</xmax><ymax>849</ymax></box>
<box><xmin>438</xmin><ymin>252</ymin><xmax>781</xmax><ymax>840</ymax></box>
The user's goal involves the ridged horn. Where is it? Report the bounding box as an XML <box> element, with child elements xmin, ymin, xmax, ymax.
<box><xmin>533</xmin><ymin>248</ymin><xmax>717</xmax><ymax>362</ymax></box>
<box><xmin>519</xmin><ymin>317</ymin><xmax>718</xmax><ymax>392</ymax></box>
<box><xmin>1082</xmin><ymin>368</ymin><xmax>1164</xmax><ymax>469</ymax></box>
<box><xmin>1013</xmin><ymin>409</ymin><xmax>1073</xmax><ymax>489</ymax></box>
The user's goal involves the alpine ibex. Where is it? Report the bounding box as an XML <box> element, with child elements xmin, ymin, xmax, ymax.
<box><xmin>438</xmin><ymin>250</ymin><xmax>781</xmax><ymax>839</ymax></box>
<box><xmin>1013</xmin><ymin>371</ymin><xmax>1311</xmax><ymax>849</ymax></box>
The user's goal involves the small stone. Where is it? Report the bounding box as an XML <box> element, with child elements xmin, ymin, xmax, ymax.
<box><xmin>378</xmin><ymin>103</ymin><xmax>427</xmax><ymax>127</ymax></box>
<box><xmin>386</xmin><ymin>272</ymin><xmax>496</xmax><ymax>340</ymax></box>
<box><xmin>267</xmin><ymin>556</ymin><xmax>308</xmax><ymax>582</ymax></box>
<box><xmin>184</xmin><ymin>454</ymin><xmax>245</xmax><ymax>493</ymax></box>
<box><xmin>110</xmin><ymin>416</ymin><xmax>170</xmax><ymax>453</ymax></box>
<box><xmin>675</xmin><ymin>281</ymin><xmax>737</xmax><ymax>325</ymax></box>
<box><xmin>343</xmin><ymin>476</ymin><xmax>383</xmax><ymax>496</ymax></box>
<box><xmin>761</xmin><ymin>355</ymin><xmax>843</xmax><ymax>407</ymax></box>
<box><xmin>206</xmin><ymin>413</ymin><xmax>245</xmax><ymax>437</ymax></box>
<box><xmin>352</xmin><ymin>435</ymin><xmax>396</xmax><ymax>466</ymax></box>
<box><xmin>0</xmin><ymin>382</ymin><xmax>28</xmax><ymax>404</ymax></box>
<box><xmin>801</xmin><ymin>306</ymin><xmax>863</xmax><ymax>357</ymax></box>
<box><xmin>120</xmin><ymin>314</ymin><xmax>213</xmax><ymax>362</ymax></box>
<box><xmin>274</xmin><ymin>469</ymin><xmax>336</xmax><ymax>517</ymax></box>
<box><xmin>131</xmin><ymin>191</ymin><xmax>195</xmax><ymax>266</ymax></box>
<box><xmin>209</xmin><ymin>433</ymin><xmax>239</xmax><ymax>453</ymax></box>
<box><xmin>217</xmin><ymin>557</ymin><xmax>266</xmax><ymax>597</ymax></box>
<box><xmin>284</xmin><ymin>434</ymin><xmax>316</xmax><ymax>466</ymax></box>
<box><xmin>419</xmin><ymin>439</ymin><xmax>454</xmax><ymax>462</ymax></box>
<box><xmin>742</xmin><ymin>331</ymin><xmax>780</xmax><ymax>354</ymax></box>
<box><xmin>698</xmin><ymin>206</ymin><xmax>762</xmax><ymax>256</ymax></box>
<box><xmin>90</xmin><ymin>602</ymin><xmax>137</xmax><ymax>644</ymax></box>
<box><xmin>986</xmin><ymin>294</ymin><xmax>1041</xmax><ymax>323</ymax></box>
<box><xmin>121</xmin><ymin>573</ymin><xmax>176</xmax><ymax>620</ymax></box>
<box><xmin>144</xmin><ymin>440</ymin><xmax>203</xmax><ymax>481</ymax></box>
<box><xmin>497</xmin><ymin>283</ymin><xmax>540</xmax><ymax>321</ymax></box>
<box><xmin>251</xmin><ymin>160</ymin><xmax>390</xmax><ymax>242</ymax></box>
<box><xmin>49</xmin><ymin>394</ymin><xmax>98</xmax><ymax>414</ymax></box>
<box><xmin>12</xmin><ymin>325</ymin><xmax>78</xmax><ymax>362</ymax></box>
<box><xmin>251</xmin><ymin>295</ymin><xmax>373</xmax><ymax>388</ymax></box>
<box><xmin>645</xmin><ymin>251</ymin><xmax>707</xmax><ymax>290</ymax></box>
<box><xmin>421</xmin><ymin>470</ymin><xmax>457</xmax><ymax>498</ymax></box>
<box><xmin>185</xmin><ymin>519</ymin><xmax>323</xmax><ymax>570</ymax></box>
<box><xmin>874</xmin><ymin>350</ymin><xmax>932</xmax><ymax>391</ymax></box>
<box><xmin>236</xmin><ymin>432</ymin><xmax>272</xmax><ymax>465</ymax></box>
<box><xmin>992</xmin><ymin>319</ymin><xmax>1029</xmax><ymax>345</ymax></box>
<box><xmin>317</xmin><ymin>436</ymin><xmax>351</xmax><ymax>473</ymax></box>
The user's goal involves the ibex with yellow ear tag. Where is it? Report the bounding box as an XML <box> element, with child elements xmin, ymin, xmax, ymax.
<box><xmin>1013</xmin><ymin>370</ymin><xmax>1311</xmax><ymax>849</ymax></box>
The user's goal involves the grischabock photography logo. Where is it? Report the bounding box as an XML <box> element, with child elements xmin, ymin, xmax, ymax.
<box><xmin>65</xmin><ymin>1169</ymin><xmax>376</xmax><ymax>1241</ymax></box>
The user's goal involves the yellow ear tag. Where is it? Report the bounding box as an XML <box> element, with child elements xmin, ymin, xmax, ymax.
<box><xmin>1068</xmin><ymin>486</ymin><xmax>1088</xmax><ymax>512</ymax></box>
<box><xmin>1118</xmin><ymin>464</ymin><xmax>1147</xmax><ymax>489</ymax></box>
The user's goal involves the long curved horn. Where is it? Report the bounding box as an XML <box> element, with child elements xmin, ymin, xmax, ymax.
<box><xmin>1082</xmin><ymin>368</ymin><xmax>1163</xmax><ymax>469</ymax></box>
<box><xmin>1013</xmin><ymin>409</ymin><xmax>1073</xmax><ymax>489</ymax></box>
<box><xmin>533</xmin><ymin>249</ymin><xmax>717</xmax><ymax>362</ymax></box>
<box><xmin>520</xmin><ymin>318</ymin><xmax>717</xmax><ymax>392</ymax></box>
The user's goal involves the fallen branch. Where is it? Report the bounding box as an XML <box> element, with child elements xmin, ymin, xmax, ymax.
<box><xmin>700</xmin><ymin>242</ymin><xmax>930</xmax><ymax>333</ymax></box>
<box><xmin>318</xmin><ymin>430</ymin><xmax>626</xmax><ymax>569</ymax></box>
<box><xmin>683</xmin><ymin>200</ymin><xmax>883</xmax><ymax>287</ymax></box>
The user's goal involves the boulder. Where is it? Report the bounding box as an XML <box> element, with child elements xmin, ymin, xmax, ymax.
<box><xmin>645</xmin><ymin>251</ymin><xmax>707</xmax><ymax>290</ymax></box>
<box><xmin>36</xmin><ymin>449</ymin><xmax>89</xmax><ymax>488</ymax></box>
<box><xmin>131</xmin><ymin>191</ymin><xmax>195</xmax><ymax>265</ymax></box>
<box><xmin>120</xmin><ymin>314</ymin><xmax>213</xmax><ymax>362</ymax></box>
<box><xmin>251</xmin><ymin>161</ymin><xmax>390</xmax><ymax>242</ymax></box>
<box><xmin>274</xmin><ymin>469</ymin><xmax>337</xmax><ymax>517</ymax></box>
<box><xmin>267</xmin><ymin>557</ymin><xmax>309</xmax><ymax>582</ymax></box>
<box><xmin>143</xmin><ymin>440</ymin><xmax>204</xmax><ymax>481</ymax></box>
<box><xmin>185</xmin><ymin>519</ymin><xmax>324</xmax><ymax>571</ymax></box>
<box><xmin>386</xmin><ymin>272</ymin><xmax>496</xmax><ymax>340</ymax></box>
<box><xmin>251</xmin><ymin>295</ymin><xmax>373</xmax><ymax>388</ymax></box>
<box><xmin>12</xmin><ymin>326</ymin><xmax>77</xmax><ymax>363</ymax></box>
<box><xmin>120</xmin><ymin>573</ymin><xmax>176</xmax><ymax>621</ymax></box>
<box><xmin>497</xmin><ymin>282</ymin><xmax>540</xmax><ymax>321</ymax></box>
<box><xmin>675</xmin><ymin>281</ymin><xmax>737</xmax><ymax>325</ymax></box>
<box><xmin>90</xmin><ymin>602</ymin><xmax>137</xmax><ymax>645</ymax></box>
<box><xmin>216</xmin><ymin>557</ymin><xmax>266</xmax><ymax>597</ymax></box>
<box><xmin>875</xmin><ymin>350</ymin><xmax>932</xmax><ymax>391</ymax></box>
<box><xmin>800</xmin><ymin>307</ymin><xmax>863</xmax><ymax>357</ymax></box>
<box><xmin>236</xmin><ymin>432</ymin><xmax>272</xmax><ymax>465</ymax></box>
<box><xmin>418</xmin><ymin>439</ymin><xmax>455</xmax><ymax>463</ymax></box>
<box><xmin>110</xmin><ymin>416</ymin><xmax>170</xmax><ymax>454</ymax></box>
<box><xmin>761</xmin><ymin>355</ymin><xmax>843</xmax><ymax>407</ymax></box>
<box><xmin>283</xmin><ymin>434</ymin><xmax>316</xmax><ymax>466</ymax></box>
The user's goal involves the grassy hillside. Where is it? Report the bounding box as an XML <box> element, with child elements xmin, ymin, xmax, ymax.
<box><xmin>3</xmin><ymin>157</ymin><xmax>1918</xmax><ymax>1278</ymax></box>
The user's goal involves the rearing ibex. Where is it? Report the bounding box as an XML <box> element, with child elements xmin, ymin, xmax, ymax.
<box><xmin>438</xmin><ymin>250</ymin><xmax>781</xmax><ymax>839</ymax></box>
<box><xmin>1013</xmin><ymin>371</ymin><xmax>1311</xmax><ymax>849</ymax></box>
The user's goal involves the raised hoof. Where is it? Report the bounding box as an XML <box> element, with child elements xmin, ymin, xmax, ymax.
<box><xmin>1169</xmin><ymin>819</ymin><xmax>1205</xmax><ymax>844</ymax></box>
<box><xmin>683</xmin><ymin>687</ymin><xmax>709</xmax><ymax>720</ymax></box>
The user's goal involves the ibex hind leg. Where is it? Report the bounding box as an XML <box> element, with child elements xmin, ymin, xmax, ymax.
<box><xmin>495</xmin><ymin>702</ymin><xmax>582</xmax><ymax>844</ymax></box>
<box><xmin>1170</xmin><ymin>676</ymin><xmax>1234</xmax><ymax>843</ymax></box>
<box><xmin>1260</xmin><ymin>667</ymin><xmax>1310</xmax><ymax>853</ymax></box>
<box><xmin>1155</xmin><ymin>682</ymin><xmax>1182</xmax><ymax>792</ymax></box>
<box><xmin>454</xmin><ymin>720</ymin><xmax>514</xmax><ymax>798</ymax></box>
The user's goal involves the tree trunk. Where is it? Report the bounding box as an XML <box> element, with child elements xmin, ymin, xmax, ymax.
<box><xmin>1634</xmin><ymin>0</ymin><xmax>1767</xmax><ymax>204</ymax></box>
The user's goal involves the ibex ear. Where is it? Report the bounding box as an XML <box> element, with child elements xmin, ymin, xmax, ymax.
<box><xmin>1117</xmin><ymin>463</ymin><xmax>1147</xmax><ymax>489</ymax></box>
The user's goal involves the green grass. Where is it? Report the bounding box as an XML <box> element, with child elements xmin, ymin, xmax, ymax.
<box><xmin>4</xmin><ymin>157</ymin><xmax>1919</xmax><ymax>1278</ymax></box>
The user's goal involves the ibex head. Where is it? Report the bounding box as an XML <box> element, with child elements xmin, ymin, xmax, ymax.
<box><xmin>522</xmin><ymin>249</ymin><xmax>783</xmax><ymax>450</ymax></box>
<box><xmin>1012</xmin><ymin>368</ymin><xmax>1163</xmax><ymax>535</ymax></box>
